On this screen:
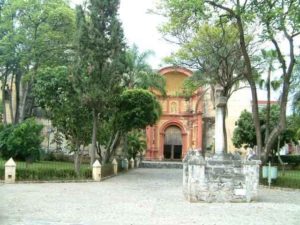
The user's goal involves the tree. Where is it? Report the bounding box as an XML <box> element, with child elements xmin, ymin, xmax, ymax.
<box><xmin>233</xmin><ymin>105</ymin><xmax>297</xmax><ymax>152</ymax></box>
<box><xmin>232</xmin><ymin>110</ymin><xmax>257</xmax><ymax>148</ymax></box>
<box><xmin>0</xmin><ymin>118</ymin><xmax>44</xmax><ymax>161</ymax></box>
<box><xmin>116</xmin><ymin>89</ymin><xmax>162</xmax><ymax>132</ymax></box>
<box><xmin>258</xmin><ymin>49</ymin><xmax>280</xmax><ymax>145</ymax></box>
<box><xmin>157</xmin><ymin>0</ymin><xmax>300</xmax><ymax>161</ymax></box>
<box><xmin>73</xmin><ymin>0</ymin><xmax>126</xmax><ymax>165</ymax></box>
<box><xmin>163</xmin><ymin>23</ymin><xmax>246</xmax><ymax>152</ymax></box>
<box><xmin>33</xmin><ymin>66</ymin><xmax>92</xmax><ymax>175</ymax></box>
<box><xmin>94</xmin><ymin>89</ymin><xmax>162</xmax><ymax>163</ymax></box>
<box><xmin>124</xmin><ymin>44</ymin><xmax>166</xmax><ymax>95</ymax></box>
<box><xmin>0</xmin><ymin>0</ymin><xmax>75</xmax><ymax>124</ymax></box>
<box><xmin>127</xmin><ymin>129</ymin><xmax>146</xmax><ymax>159</ymax></box>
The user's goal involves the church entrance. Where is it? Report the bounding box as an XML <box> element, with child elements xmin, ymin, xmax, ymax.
<box><xmin>164</xmin><ymin>125</ymin><xmax>182</xmax><ymax>160</ymax></box>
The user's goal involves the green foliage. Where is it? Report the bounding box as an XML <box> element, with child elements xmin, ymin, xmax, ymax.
<box><xmin>0</xmin><ymin>118</ymin><xmax>44</xmax><ymax>161</ymax></box>
<box><xmin>73</xmin><ymin>0</ymin><xmax>126</xmax><ymax>113</ymax></box>
<box><xmin>124</xmin><ymin>44</ymin><xmax>166</xmax><ymax>96</ymax></box>
<box><xmin>127</xmin><ymin>130</ymin><xmax>146</xmax><ymax>159</ymax></box>
<box><xmin>233</xmin><ymin>106</ymin><xmax>298</xmax><ymax>148</ymax></box>
<box><xmin>0</xmin><ymin>0</ymin><xmax>76</xmax><ymax>121</ymax></box>
<box><xmin>165</xmin><ymin>22</ymin><xmax>245</xmax><ymax>98</ymax></box>
<box><xmin>33</xmin><ymin>66</ymin><xmax>92</xmax><ymax>149</ymax></box>
<box><xmin>116</xmin><ymin>89</ymin><xmax>162</xmax><ymax>132</ymax></box>
<box><xmin>232</xmin><ymin>110</ymin><xmax>257</xmax><ymax>148</ymax></box>
<box><xmin>73</xmin><ymin>0</ymin><xmax>127</xmax><ymax>163</ymax></box>
<box><xmin>287</xmin><ymin>115</ymin><xmax>300</xmax><ymax>140</ymax></box>
<box><xmin>15</xmin><ymin>167</ymin><xmax>90</xmax><ymax>180</ymax></box>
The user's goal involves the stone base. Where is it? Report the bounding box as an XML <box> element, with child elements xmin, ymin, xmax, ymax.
<box><xmin>140</xmin><ymin>161</ymin><xmax>183</xmax><ymax>169</ymax></box>
<box><xmin>183</xmin><ymin>150</ymin><xmax>260</xmax><ymax>203</ymax></box>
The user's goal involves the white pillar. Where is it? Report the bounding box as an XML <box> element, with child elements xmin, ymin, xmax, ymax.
<box><xmin>135</xmin><ymin>157</ymin><xmax>140</xmax><ymax>168</ymax></box>
<box><xmin>130</xmin><ymin>158</ymin><xmax>134</xmax><ymax>169</ymax></box>
<box><xmin>215</xmin><ymin>106</ymin><xmax>225</xmax><ymax>157</ymax></box>
<box><xmin>92</xmin><ymin>160</ymin><xmax>101</xmax><ymax>181</ymax></box>
<box><xmin>214</xmin><ymin>95</ymin><xmax>227</xmax><ymax>159</ymax></box>
<box><xmin>5</xmin><ymin>158</ymin><xmax>16</xmax><ymax>184</ymax></box>
<box><xmin>123</xmin><ymin>158</ymin><xmax>128</xmax><ymax>171</ymax></box>
<box><xmin>112</xmin><ymin>158</ymin><xmax>118</xmax><ymax>175</ymax></box>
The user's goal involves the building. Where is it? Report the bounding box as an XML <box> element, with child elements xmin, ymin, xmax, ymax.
<box><xmin>144</xmin><ymin>66</ymin><xmax>276</xmax><ymax>161</ymax></box>
<box><xmin>145</xmin><ymin>67</ymin><xmax>204</xmax><ymax>160</ymax></box>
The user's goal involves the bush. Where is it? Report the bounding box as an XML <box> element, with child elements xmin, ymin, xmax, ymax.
<box><xmin>16</xmin><ymin>167</ymin><xmax>92</xmax><ymax>181</ymax></box>
<box><xmin>41</xmin><ymin>151</ymin><xmax>72</xmax><ymax>162</ymax></box>
<box><xmin>0</xmin><ymin>119</ymin><xmax>44</xmax><ymax>161</ymax></box>
<box><xmin>269</xmin><ymin>155</ymin><xmax>300</xmax><ymax>166</ymax></box>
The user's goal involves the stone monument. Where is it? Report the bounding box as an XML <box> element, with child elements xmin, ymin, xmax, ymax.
<box><xmin>183</xmin><ymin>87</ymin><xmax>261</xmax><ymax>202</ymax></box>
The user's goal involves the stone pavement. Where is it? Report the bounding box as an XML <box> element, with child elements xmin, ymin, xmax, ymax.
<box><xmin>0</xmin><ymin>168</ymin><xmax>299</xmax><ymax>225</ymax></box>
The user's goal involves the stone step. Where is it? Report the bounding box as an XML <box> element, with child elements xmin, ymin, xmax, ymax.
<box><xmin>140</xmin><ymin>161</ymin><xmax>183</xmax><ymax>169</ymax></box>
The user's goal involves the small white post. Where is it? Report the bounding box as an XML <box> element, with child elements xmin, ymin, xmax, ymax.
<box><xmin>135</xmin><ymin>157</ymin><xmax>140</xmax><ymax>168</ymax></box>
<box><xmin>92</xmin><ymin>160</ymin><xmax>101</xmax><ymax>181</ymax></box>
<box><xmin>123</xmin><ymin>158</ymin><xmax>128</xmax><ymax>171</ymax></box>
<box><xmin>112</xmin><ymin>158</ymin><xmax>118</xmax><ymax>175</ymax></box>
<box><xmin>130</xmin><ymin>158</ymin><xmax>134</xmax><ymax>169</ymax></box>
<box><xmin>5</xmin><ymin>158</ymin><xmax>16</xmax><ymax>184</ymax></box>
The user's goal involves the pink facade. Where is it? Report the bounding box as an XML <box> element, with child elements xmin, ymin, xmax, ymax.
<box><xmin>145</xmin><ymin>67</ymin><xmax>203</xmax><ymax>161</ymax></box>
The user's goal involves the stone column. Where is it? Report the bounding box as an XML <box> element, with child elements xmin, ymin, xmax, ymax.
<box><xmin>92</xmin><ymin>160</ymin><xmax>101</xmax><ymax>181</ymax></box>
<box><xmin>214</xmin><ymin>88</ymin><xmax>227</xmax><ymax>159</ymax></box>
<box><xmin>183</xmin><ymin>150</ymin><xmax>206</xmax><ymax>202</ymax></box>
<box><xmin>112</xmin><ymin>158</ymin><xmax>118</xmax><ymax>175</ymax></box>
<box><xmin>5</xmin><ymin>158</ymin><xmax>16</xmax><ymax>184</ymax></box>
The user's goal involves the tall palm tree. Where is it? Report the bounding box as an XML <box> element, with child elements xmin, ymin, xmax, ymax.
<box><xmin>124</xmin><ymin>44</ymin><xmax>166</xmax><ymax>95</ymax></box>
<box><xmin>259</xmin><ymin>50</ymin><xmax>281</xmax><ymax>145</ymax></box>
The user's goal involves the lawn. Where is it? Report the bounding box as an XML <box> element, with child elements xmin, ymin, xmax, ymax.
<box><xmin>0</xmin><ymin>158</ymin><xmax>91</xmax><ymax>181</ymax></box>
<box><xmin>261</xmin><ymin>169</ymin><xmax>300</xmax><ymax>189</ymax></box>
<box><xmin>0</xmin><ymin>158</ymin><xmax>115</xmax><ymax>181</ymax></box>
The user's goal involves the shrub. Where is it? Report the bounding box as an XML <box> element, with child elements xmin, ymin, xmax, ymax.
<box><xmin>16</xmin><ymin>167</ymin><xmax>92</xmax><ymax>181</ymax></box>
<box><xmin>269</xmin><ymin>155</ymin><xmax>300</xmax><ymax>166</ymax></box>
<box><xmin>0</xmin><ymin>118</ymin><xmax>44</xmax><ymax>161</ymax></box>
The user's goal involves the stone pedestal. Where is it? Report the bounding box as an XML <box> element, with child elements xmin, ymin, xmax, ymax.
<box><xmin>135</xmin><ymin>157</ymin><xmax>140</xmax><ymax>168</ymax></box>
<box><xmin>130</xmin><ymin>158</ymin><xmax>134</xmax><ymax>169</ymax></box>
<box><xmin>112</xmin><ymin>158</ymin><xmax>118</xmax><ymax>175</ymax></box>
<box><xmin>123</xmin><ymin>158</ymin><xmax>129</xmax><ymax>171</ymax></box>
<box><xmin>183</xmin><ymin>150</ymin><xmax>260</xmax><ymax>202</ymax></box>
<box><xmin>5</xmin><ymin>158</ymin><xmax>16</xmax><ymax>184</ymax></box>
<box><xmin>92</xmin><ymin>160</ymin><xmax>101</xmax><ymax>181</ymax></box>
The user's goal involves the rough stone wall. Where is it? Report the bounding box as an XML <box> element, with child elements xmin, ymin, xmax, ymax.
<box><xmin>183</xmin><ymin>150</ymin><xmax>260</xmax><ymax>203</ymax></box>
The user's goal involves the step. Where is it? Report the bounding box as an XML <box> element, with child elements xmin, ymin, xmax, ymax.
<box><xmin>140</xmin><ymin>161</ymin><xmax>183</xmax><ymax>169</ymax></box>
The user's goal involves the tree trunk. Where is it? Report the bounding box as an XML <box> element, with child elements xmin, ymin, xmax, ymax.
<box><xmin>14</xmin><ymin>69</ymin><xmax>21</xmax><ymax>124</ymax></box>
<box><xmin>236</xmin><ymin>17</ymin><xmax>263</xmax><ymax>159</ymax></box>
<box><xmin>74</xmin><ymin>143</ymin><xmax>81</xmax><ymax>176</ymax></box>
<box><xmin>265</xmin><ymin>65</ymin><xmax>271</xmax><ymax>145</ymax></box>
<box><xmin>264</xmin><ymin>33</ymin><xmax>295</xmax><ymax>163</ymax></box>
<box><xmin>104</xmin><ymin>130</ymin><xmax>120</xmax><ymax>163</ymax></box>
<box><xmin>1</xmin><ymin>75</ymin><xmax>8</xmax><ymax>125</ymax></box>
<box><xmin>223</xmin><ymin>105</ymin><xmax>228</xmax><ymax>153</ymax></box>
<box><xmin>264</xmin><ymin>77</ymin><xmax>291</xmax><ymax>162</ymax></box>
<box><xmin>90</xmin><ymin>109</ymin><xmax>97</xmax><ymax>166</ymax></box>
<box><xmin>19</xmin><ymin>81</ymin><xmax>29</xmax><ymax>122</ymax></box>
<box><xmin>8</xmin><ymin>75</ymin><xmax>14</xmax><ymax>123</ymax></box>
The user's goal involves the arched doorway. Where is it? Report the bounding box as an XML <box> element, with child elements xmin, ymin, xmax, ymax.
<box><xmin>164</xmin><ymin>125</ymin><xmax>182</xmax><ymax>160</ymax></box>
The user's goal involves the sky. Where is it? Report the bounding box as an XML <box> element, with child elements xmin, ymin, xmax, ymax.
<box><xmin>71</xmin><ymin>0</ymin><xmax>174</xmax><ymax>68</ymax></box>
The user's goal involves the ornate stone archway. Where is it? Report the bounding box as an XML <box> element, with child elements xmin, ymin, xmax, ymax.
<box><xmin>159</xmin><ymin>120</ymin><xmax>187</xmax><ymax>160</ymax></box>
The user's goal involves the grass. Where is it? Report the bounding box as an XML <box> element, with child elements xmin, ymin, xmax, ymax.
<box><xmin>261</xmin><ymin>169</ymin><xmax>300</xmax><ymax>189</ymax></box>
<box><xmin>0</xmin><ymin>158</ymin><xmax>116</xmax><ymax>181</ymax></box>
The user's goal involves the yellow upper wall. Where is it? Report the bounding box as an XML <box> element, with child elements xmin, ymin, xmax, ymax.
<box><xmin>164</xmin><ymin>72</ymin><xmax>187</xmax><ymax>95</ymax></box>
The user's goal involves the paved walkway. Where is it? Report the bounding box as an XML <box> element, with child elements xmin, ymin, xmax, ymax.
<box><xmin>0</xmin><ymin>168</ymin><xmax>300</xmax><ymax>225</ymax></box>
